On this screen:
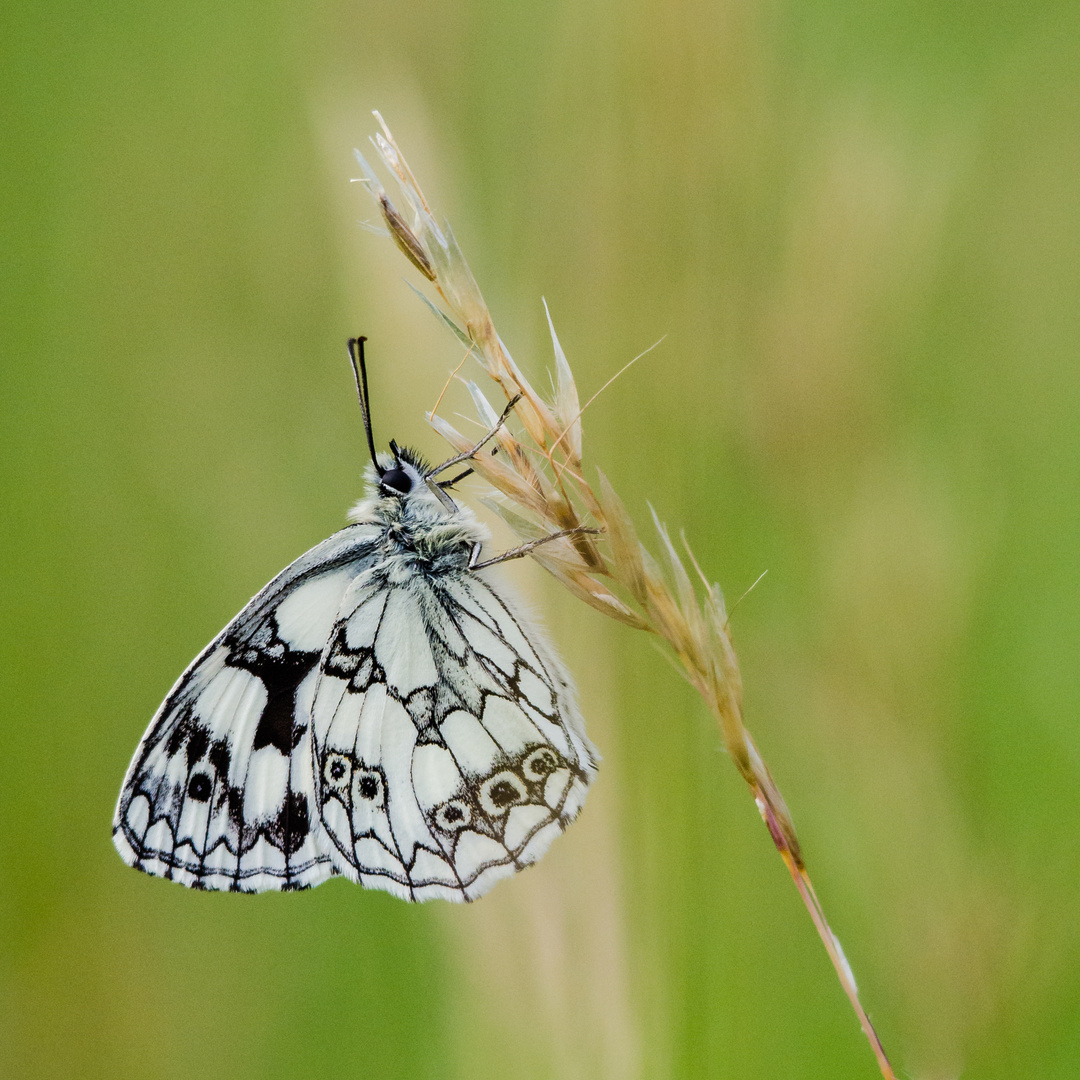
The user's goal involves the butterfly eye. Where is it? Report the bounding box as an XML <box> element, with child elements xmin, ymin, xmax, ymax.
<box><xmin>380</xmin><ymin>466</ymin><xmax>412</xmax><ymax>494</ymax></box>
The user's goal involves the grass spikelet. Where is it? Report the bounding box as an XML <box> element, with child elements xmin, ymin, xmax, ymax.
<box><xmin>354</xmin><ymin>115</ymin><xmax>899</xmax><ymax>1080</ymax></box>
<box><xmin>544</xmin><ymin>298</ymin><xmax>583</xmax><ymax>466</ymax></box>
<box><xmin>595</xmin><ymin>470</ymin><xmax>647</xmax><ymax>605</ymax></box>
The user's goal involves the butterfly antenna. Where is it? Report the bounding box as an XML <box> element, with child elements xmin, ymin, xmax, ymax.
<box><xmin>347</xmin><ymin>336</ymin><xmax>382</xmax><ymax>473</ymax></box>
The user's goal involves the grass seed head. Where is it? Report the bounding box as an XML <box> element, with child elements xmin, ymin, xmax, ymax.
<box><xmin>354</xmin><ymin>114</ymin><xmax>899</xmax><ymax>1080</ymax></box>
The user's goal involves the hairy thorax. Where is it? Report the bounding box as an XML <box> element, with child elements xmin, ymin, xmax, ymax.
<box><xmin>353</xmin><ymin>480</ymin><xmax>489</xmax><ymax>581</ymax></box>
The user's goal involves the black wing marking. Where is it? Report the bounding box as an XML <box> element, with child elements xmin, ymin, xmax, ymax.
<box><xmin>113</xmin><ymin>525</ymin><xmax>380</xmax><ymax>892</ymax></box>
<box><xmin>309</xmin><ymin>567</ymin><xmax>598</xmax><ymax>902</ymax></box>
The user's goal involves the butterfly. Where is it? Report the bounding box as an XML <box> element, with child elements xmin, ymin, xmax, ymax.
<box><xmin>113</xmin><ymin>338</ymin><xmax>598</xmax><ymax>901</ymax></box>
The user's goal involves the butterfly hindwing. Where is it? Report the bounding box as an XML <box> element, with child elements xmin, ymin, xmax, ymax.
<box><xmin>113</xmin><ymin>525</ymin><xmax>380</xmax><ymax>891</ymax></box>
<box><xmin>310</xmin><ymin>567</ymin><xmax>598</xmax><ymax>902</ymax></box>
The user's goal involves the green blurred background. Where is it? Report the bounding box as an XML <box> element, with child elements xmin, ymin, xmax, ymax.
<box><xmin>4</xmin><ymin>0</ymin><xmax>1080</xmax><ymax>1077</ymax></box>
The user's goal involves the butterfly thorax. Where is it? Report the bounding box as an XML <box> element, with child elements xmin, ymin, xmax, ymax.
<box><xmin>348</xmin><ymin>461</ymin><xmax>489</xmax><ymax>578</ymax></box>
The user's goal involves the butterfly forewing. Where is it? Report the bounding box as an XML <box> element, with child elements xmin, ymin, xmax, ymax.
<box><xmin>113</xmin><ymin>526</ymin><xmax>380</xmax><ymax>891</ymax></box>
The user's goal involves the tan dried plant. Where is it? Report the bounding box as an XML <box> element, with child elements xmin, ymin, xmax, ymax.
<box><xmin>354</xmin><ymin>113</ymin><xmax>897</xmax><ymax>1080</ymax></box>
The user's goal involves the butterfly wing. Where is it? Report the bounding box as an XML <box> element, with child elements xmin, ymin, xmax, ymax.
<box><xmin>113</xmin><ymin>524</ymin><xmax>381</xmax><ymax>891</ymax></box>
<box><xmin>310</xmin><ymin>566</ymin><xmax>598</xmax><ymax>902</ymax></box>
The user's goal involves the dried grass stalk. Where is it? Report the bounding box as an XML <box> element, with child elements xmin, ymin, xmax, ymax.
<box><xmin>354</xmin><ymin>112</ymin><xmax>897</xmax><ymax>1080</ymax></box>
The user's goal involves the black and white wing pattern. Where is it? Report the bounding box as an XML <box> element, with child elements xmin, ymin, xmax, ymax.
<box><xmin>309</xmin><ymin>566</ymin><xmax>598</xmax><ymax>903</ymax></box>
<box><xmin>113</xmin><ymin>525</ymin><xmax>381</xmax><ymax>892</ymax></box>
<box><xmin>116</xmin><ymin>446</ymin><xmax>599</xmax><ymax>901</ymax></box>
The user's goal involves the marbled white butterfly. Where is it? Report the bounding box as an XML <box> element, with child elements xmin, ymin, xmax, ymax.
<box><xmin>113</xmin><ymin>339</ymin><xmax>598</xmax><ymax>901</ymax></box>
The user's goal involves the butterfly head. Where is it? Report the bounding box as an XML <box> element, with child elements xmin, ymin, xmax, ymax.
<box><xmin>351</xmin><ymin>442</ymin><xmax>466</xmax><ymax>526</ymax></box>
<box><xmin>376</xmin><ymin>442</ymin><xmax>429</xmax><ymax>499</ymax></box>
<box><xmin>347</xmin><ymin>336</ymin><xmax>464</xmax><ymax>520</ymax></box>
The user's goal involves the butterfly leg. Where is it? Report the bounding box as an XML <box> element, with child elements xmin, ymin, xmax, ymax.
<box><xmin>435</xmin><ymin>447</ymin><xmax>500</xmax><ymax>492</ymax></box>
<box><xmin>469</xmin><ymin>527</ymin><xmax>599</xmax><ymax>570</ymax></box>
<box><xmin>425</xmin><ymin>394</ymin><xmax>522</xmax><ymax>480</ymax></box>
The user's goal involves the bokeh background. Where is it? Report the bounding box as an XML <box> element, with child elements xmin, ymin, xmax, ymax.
<box><xmin>4</xmin><ymin>1</ymin><xmax>1080</xmax><ymax>1077</ymax></box>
